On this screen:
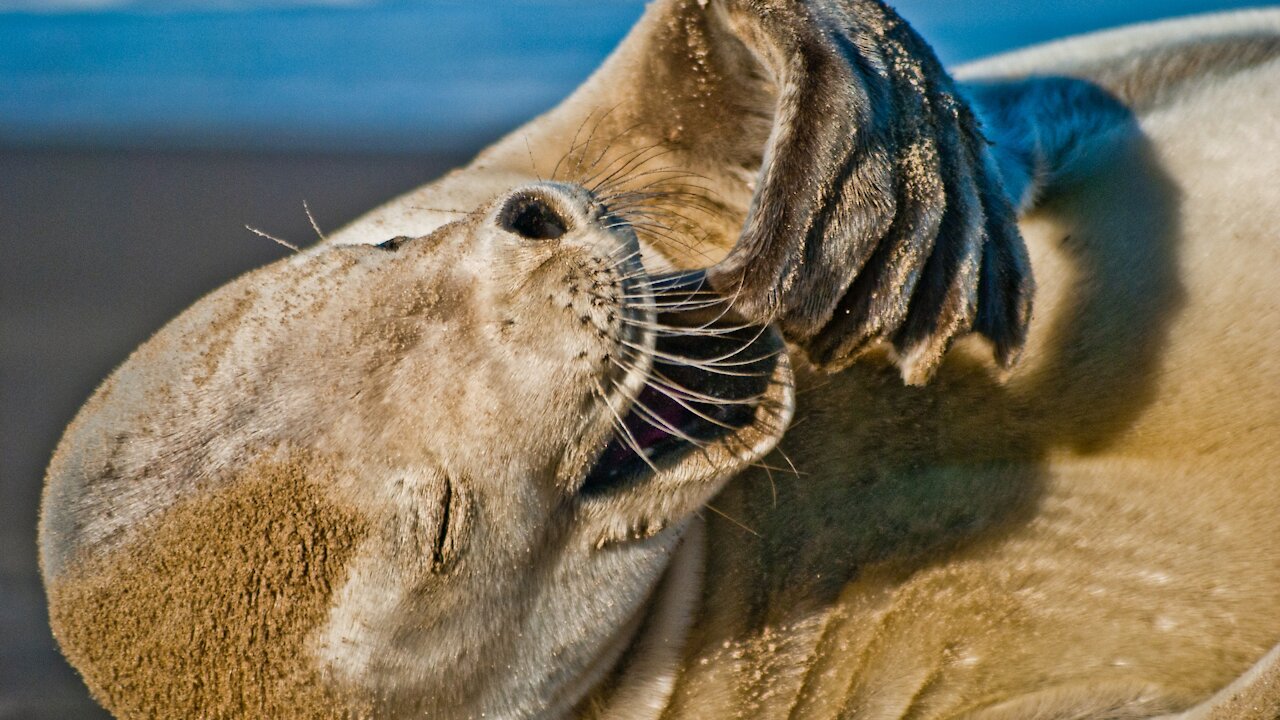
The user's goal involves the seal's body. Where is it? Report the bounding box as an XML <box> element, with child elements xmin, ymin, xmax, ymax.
<box><xmin>648</xmin><ymin>15</ymin><xmax>1280</xmax><ymax>719</ymax></box>
<box><xmin>40</xmin><ymin>4</ymin><xmax>1280</xmax><ymax>719</ymax></box>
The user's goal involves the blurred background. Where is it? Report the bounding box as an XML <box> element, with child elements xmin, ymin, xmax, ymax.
<box><xmin>0</xmin><ymin>1</ymin><xmax>1270</xmax><ymax>716</ymax></box>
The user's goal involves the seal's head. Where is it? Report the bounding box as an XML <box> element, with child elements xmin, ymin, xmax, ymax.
<box><xmin>40</xmin><ymin>181</ymin><xmax>793</xmax><ymax>718</ymax></box>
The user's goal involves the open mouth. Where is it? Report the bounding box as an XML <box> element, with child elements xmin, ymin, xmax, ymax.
<box><xmin>580</xmin><ymin>272</ymin><xmax>784</xmax><ymax>494</ymax></box>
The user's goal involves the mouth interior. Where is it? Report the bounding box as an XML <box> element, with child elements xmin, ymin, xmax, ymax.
<box><xmin>581</xmin><ymin>274</ymin><xmax>780</xmax><ymax>495</ymax></box>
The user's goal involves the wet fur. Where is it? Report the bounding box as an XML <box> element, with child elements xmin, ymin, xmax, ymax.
<box><xmin>40</xmin><ymin>3</ymin><xmax>1280</xmax><ymax>719</ymax></box>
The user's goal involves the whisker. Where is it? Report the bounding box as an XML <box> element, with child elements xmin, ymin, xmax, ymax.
<box><xmin>613</xmin><ymin>336</ymin><xmax>777</xmax><ymax>376</ymax></box>
<box><xmin>303</xmin><ymin>200</ymin><xmax>327</xmax><ymax>243</ymax></box>
<box><xmin>245</xmin><ymin>225</ymin><xmax>299</xmax><ymax>253</ymax></box>
<box><xmin>640</xmin><ymin>271</ymin><xmax>709</xmax><ymax>293</ymax></box>
<box><xmin>552</xmin><ymin>109</ymin><xmax>599</xmax><ymax>182</ymax></box>
<box><xmin>524</xmin><ymin>134</ymin><xmax>542</xmax><ymax>181</ymax></box>
<box><xmin>616</xmin><ymin>298</ymin><xmax>732</xmax><ymax>313</ymax></box>
<box><xmin>588</xmin><ymin>146</ymin><xmax>683</xmax><ymax>196</ymax></box>
<box><xmin>593</xmin><ymin>160</ymin><xmax>713</xmax><ymax>189</ymax></box>
<box><xmin>593</xmin><ymin>378</ymin><xmax>660</xmax><ymax>474</ymax></box>
<box><xmin>607</xmin><ymin>379</ymin><xmax>714</xmax><ymax>451</ymax></box>
<box><xmin>704</xmin><ymin>503</ymin><xmax>760</xmax><ymax>537</ymax></box>
<box><xmin>614</xmin><ymin>317</ymin><xmax>759</xmax><ymax>337</ymax></box>
<box><xmin>761</xmin><ymin>460</ymin><xmax>778</xmax><ymax>508</ymax></box>
<box><xmin>625</xmin><ymin>227</ymin><xmax>713</xmax><ymax>261</ymax></box>
<box><xmin>646</xmin><ymin>315</ymin><xmax>780</xmax><ymax>366</ymax></box>
<box><xmin>609</xmin><ymin>281</ymin><xmax>720</xmax><ymax>299</ymax></box>
<box><xmin>613</xmin><ymin>285</ymin><xmax>727</xmax><ymax>304</ymax></box>
<box><xmin>653</xmin><ymin>355</ymin><xmax>777</xmax><ymax>373</ymax></box>
<box><xmin>604</xmin><ymin>179</ymin><xmax>724</xmax><ymax>202</ymax></box>
<box><xmin>614</xmin><ymin>314</ymin><xmax>758</xmax><ymax>337</ymax></box>
<box><xmin>638</xmin><ymin>367</ymin><xmax>768</xmax><ymax>420</ymax></box>
<box><xmin>610</xmin><ymin>201</ymin><xmax>722</xmax><ymax>231</ymax></box>
<box><xmin>570</xmin><ymin>107</ymin><xmax>618</xmax><ymax>178</ymax></box>
<box><xmin>582</xmin><ymin>141</ymin><xmax>672</xmax><ymax>189</ymax></box>
<box><xmin>608</xmin><ymin>357</ymin><xmax>767</xmax><ymax>408</ymax></box>
<box><xmin>684</xmin><ymin>321</ymin><xmax>779</xmax><ymax>366</ymax></box>
<box><xmin>580</xmin><ymin>120</ymin><xmax>652</xmax><ymax>178</ymax></box>
<box><xmin>654</xmin><ymin>275</ymin><xmax>748</xmax><ymax>330</ymax></box>
<box><xmin>598</xmin><ymin>169</ymin><xmax>715</xmax><ymax>198</ymax></box>
<box><xmin>613</xmin><ymin>286</ymin><xmax>723</xmax><ymax>299</ymax></box>
<box><xmin>606</xmin><ymin>200</ymin><xmax>718</xmax><ymax>225</ymax></box>
<box><xmin>602</xmin><ymin>245</ymin><xmax>644</xmax><ymax>266</ymax></box>
<box><xmin>595</xmin><ymin>172</ymin><xmax>719</xmax><ymax>207</ymax></box>
<box><xmin>774</xmin><ymin>447</ymin><xmax>802</xmax><ymax>480</ymax></box>
<box><xmin>407</xmin><ymin>205</ymin><xmax>476</xmax><ymax>215</ymax></box>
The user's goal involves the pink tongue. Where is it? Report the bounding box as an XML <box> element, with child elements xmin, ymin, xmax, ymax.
<box><xmin>633</xmin><ymin>423</ymin><xmax>670</xmax><ymax>449</ymax></box>
<box><xmin>626</xmin><ymin>386</ymin><xmax>689</xmax><ymax>450</ymax></box>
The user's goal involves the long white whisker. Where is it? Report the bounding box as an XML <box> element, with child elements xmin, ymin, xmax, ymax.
<box><xmin>607</xmin><ymin>379</ymin><xmax>714</xmax><ymax>450</ymax></box>
<box><xmin>650</xmin><ymin>368</ymin><xmax>768</xmax><ymax>406</ymax></box>
<box><xmin>245</xmin><ymin>225</ymin><xmax>299</xmax><ymax>253</ymax></box>
<box><xmin>635</xmin><ymin>368</ymin><xmax>766</xmax><ymax>425</ymax></box>
<box><xmin>608</xmin><ymin>356</ymin><xmax>766</xmax><ymax>408</ymax></box>
<box><xmin>615</xmin><ymin>316</ymin><xmax>759</xmax><ymax>337</ymax></box>
<box><xmin>303</xmin><ymin>200</ymin><xmax>327</xmax><ymax>243</ymax></box>
<box><xmin>613</xmin><ymin>337</ymin><xmax>777</xmax><ymax>376</ymax></box>
<box><xmin>593</xmin><ymin>379</ymin><xmax>660</xmax><ymax>474</ymax></box>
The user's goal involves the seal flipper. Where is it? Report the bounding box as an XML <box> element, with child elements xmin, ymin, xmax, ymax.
<box><xmin>696</xmin><ymin>0</ymin><xmax>1036</xmax><ymax>383</ymax></box>
<box><xmin>963</xmin><ymin>76</ymin><xmax>1136</xmax><ymax>213</ymax></box>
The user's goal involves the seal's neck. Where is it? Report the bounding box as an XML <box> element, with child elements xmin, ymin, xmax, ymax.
<box><xmin>575</xmin><ymin>517</ymin><xmax>706</xmax><ymax>720</ymax></box>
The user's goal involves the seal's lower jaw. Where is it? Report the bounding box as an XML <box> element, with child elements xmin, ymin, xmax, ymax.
<box><xmin>579</xmin><ymin>272</ymin><xmax>795</xmax><ymax>506</ymax></box>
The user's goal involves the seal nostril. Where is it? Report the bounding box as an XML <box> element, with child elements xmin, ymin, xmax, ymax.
<box><xmin>498</xmin><ymin>194</ymin><xmax>569</xmax><ymax>241</ymax></box>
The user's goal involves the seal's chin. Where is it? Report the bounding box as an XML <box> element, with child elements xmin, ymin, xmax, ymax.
<box><xmin>581</xmin><ymin>272</ymin><xmax>788</xmax><ymax>494</ymax></box>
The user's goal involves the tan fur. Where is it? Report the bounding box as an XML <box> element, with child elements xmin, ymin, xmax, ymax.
<box><xmin>649</xmin><ymin>16</ymin><xmax>1280</xmax><ymax>720</ymax></box>
<box><xmin>41</xmin><ymin>4</ymin><xmax>1280</xmax><ymax>719</ymax></box>
<box><xmin>47</xmin><ymin>452</ymin><xmax>372</xmax><ymax>718</ymax></box>
<box><xmin>42</xmin><ymin>180</ymin><xmax>792</xmax><ymax>718</ymax></box>
<box><xmin>334</xmin><ymin>8</ymin><xmax>1280</xmax><ymax>718</ymax></box>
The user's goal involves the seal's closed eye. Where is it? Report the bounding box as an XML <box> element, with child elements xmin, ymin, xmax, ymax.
<box><xmin>376</xmin><ymin>235</ymin><xmax>412</xmax><ymax>251</ymax></box>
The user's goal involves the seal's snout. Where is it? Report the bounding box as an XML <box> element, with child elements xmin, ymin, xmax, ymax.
<box><xmin>497</xmin><ymin>190</ymin><xmax>570</xmax><ymax>241</ymax></box>
<box><xmin>493</xmin><ymin>181</ymin><xmax>633</xmax><ymax>245</ymax></box>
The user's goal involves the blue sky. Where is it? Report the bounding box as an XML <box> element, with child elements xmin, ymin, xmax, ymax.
<box><xmin>0</xmin><ymin>1</ymin><xmax>1272</xmax><ymax>151</ymax></box>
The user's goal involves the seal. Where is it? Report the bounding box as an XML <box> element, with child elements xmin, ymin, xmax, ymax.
<box><xmin>41</xmin><ymin>182</ymin><xmax>794</xmax><ymax>718</ymax></box>
<box><xmin>40</xmin><ymin>2</ymin><xmax>1280</xmax><ymax>719</ymax></box>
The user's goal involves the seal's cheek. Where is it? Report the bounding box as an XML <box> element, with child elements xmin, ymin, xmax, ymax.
<box><xmin>46</xmin><ymin>453</ymin><xmax>373</xmax><ymax>719</ymax></box>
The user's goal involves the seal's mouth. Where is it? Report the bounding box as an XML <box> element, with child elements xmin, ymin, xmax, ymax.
<box><xmin>581</xmin><ymin>272</ymin><xmax>787</xmax><ymax>494</ymax></box>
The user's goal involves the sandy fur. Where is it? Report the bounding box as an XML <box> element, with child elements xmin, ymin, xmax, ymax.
<box><xmin>46</xmin><ymin>451</ymin><xmax>373</xmax><ymax>718</ymax></box>
<box><xmin>41</xmin><ymin>180</ymin><xmax>793</xmax><ymax>718</ymax></box>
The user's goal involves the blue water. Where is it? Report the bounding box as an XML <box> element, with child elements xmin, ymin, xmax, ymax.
<box><xmin>0</xmin><ymin>1</ymin><xmax>1272</xmax><ymax>152</ymax></box>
